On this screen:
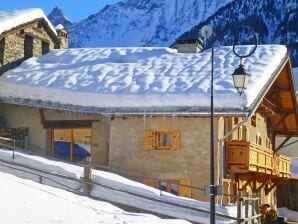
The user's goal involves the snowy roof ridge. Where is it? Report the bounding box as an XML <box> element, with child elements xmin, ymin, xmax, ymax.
<box><xmin>0</xmin><ymin>45</ymin><xmax>288</xmax><ymax>114</ymax></box>
<box><xmin>0</xmin><ymin>8</ymin><xmax>57</xmax><ymax>36</ymax></box>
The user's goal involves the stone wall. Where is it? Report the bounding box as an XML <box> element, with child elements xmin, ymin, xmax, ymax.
<box><xmin>0</xmin><ymin>20</ymin><xmax>59</xmax><ymax>74</ymax></box>
<box><xmin>108</xmin><ymin>116</ymin><xmax>219</xmax><ymax>200</ymax></box>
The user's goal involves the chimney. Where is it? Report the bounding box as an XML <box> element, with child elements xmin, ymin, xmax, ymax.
<box><xmin>175</xmin><ymin>37</ymin><xmax>204</xmax><ymax>53</ymax></box>
<box><xmin>55</xmin><ymin>24</ymin><xmax>68</xmax><ymax>49</ymax></box>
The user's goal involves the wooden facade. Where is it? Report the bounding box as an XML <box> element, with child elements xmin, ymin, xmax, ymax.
<box><xmin>223</xmin><ymin>58</ymin><xmax>296</xmax><ymax>205</ymax></box>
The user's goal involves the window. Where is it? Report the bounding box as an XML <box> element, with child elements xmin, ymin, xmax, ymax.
<box><xmin>144</xmin><ymin>130</ymin><xmax>181</xmax><ymax>150</ymax></box>
<box><xmin>51</xmin><ymin>128</ymin><xmax>92</xmax><ymax>161</ymax></box>
<box><xmin>24</xmin><ymin>35</ymin><xmax>33</xmax><ymax>58</ymax></box>
<box><xmin>251</xmin><ymin>115</ymin><xmax>256</xmax><ymax>127</ymax></box>
<box><xmin>144</xmin><ymin>179</ymin><xmax>191</xmax><ymax>198</ymax></box>
<box><xmin>0</xmin><ymin>38</ymin><xmax>4</xmax><ymax>65</ymax></box>
<box><xmin>242</xmin><ymin>126</ymin><xmax>248</xmax><ymax>141</ymax></box>
<box><xmin>42</xmin><ymin>41</ymin><xmax>50</xmax><ymax>55</ymax></box>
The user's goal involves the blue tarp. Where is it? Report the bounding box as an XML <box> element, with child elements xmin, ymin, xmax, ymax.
<box><xmin>54</xmin><ymin>140</ymin><xmax>90</xmax><ymax>162</ymax></box>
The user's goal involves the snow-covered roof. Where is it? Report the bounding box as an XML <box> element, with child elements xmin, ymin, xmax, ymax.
<box><xmin>0</xmin><ymin>8</ymin><xmax>57</xmax><ymax>36</ymax></box>
<box><xmin>55</xmin><ymin>24</ymin><xmax>65</xmax><ymax>30</ymax></box>
<box><xmin>0</xmin><ymin>45</ymin><xmax>288</xmax><ymax>114</ymax></box>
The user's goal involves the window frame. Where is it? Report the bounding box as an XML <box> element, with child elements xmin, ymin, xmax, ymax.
<box><xmin>41</xmin><ymin>41</ymin><xmax>50</xmax><ymax>55</ymax></box>
<box><xmin>155</xmin><ymin>130</ymin><xmax>173</xmax><ymax>150</ymax></box>
<box><xmin>144</xmin><ymin>179</ymin><xmax>191</xmax><ymax>198</ymax></box>
<box><xmin>144</xmin><ymin>129</ymin><xmax>181</xmax><ymax>150</ymax></box>
<box><xmin>24</xmin><ymin>35</ymin><xmax>34</xmax><ymax>58</ymax></box>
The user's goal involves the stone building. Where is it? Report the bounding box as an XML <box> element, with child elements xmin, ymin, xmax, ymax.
<box><xmin>0</xmin><ymin>44</ymin><xmax>295</xmax><ymax>207</ymax></box>
<box><xmin>0</xmin><ymin>8</ymin><xmax>67</xmax><ymax>75</ymax></box>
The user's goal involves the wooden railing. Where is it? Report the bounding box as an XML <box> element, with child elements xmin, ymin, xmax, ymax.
<box><xmin>226</xmin><ymin>140</ymin><xmax>291</xmax><ymax>178</ymax></box>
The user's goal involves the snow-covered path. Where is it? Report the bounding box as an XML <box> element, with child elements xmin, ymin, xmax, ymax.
<box><xmin>0</xmin><ymin>170</ymin><xmax>190</xmax><ymax>224</ymax></box>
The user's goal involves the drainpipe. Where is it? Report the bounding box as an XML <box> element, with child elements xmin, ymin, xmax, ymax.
<box><xmin>218</xmin><ymin>114</ymin><xmax>250</xmax><ymax>205</ymax></box>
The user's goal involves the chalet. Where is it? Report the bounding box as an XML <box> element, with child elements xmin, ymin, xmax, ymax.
<box><xmin>0</xmin><ymin>43</ymin><xmax>296</xmax><ymax>208</ymax></box>
<box><xmin>0</xmin><ymin>8</ymin><xmax>67</xmax><ymax>75</ymax></box>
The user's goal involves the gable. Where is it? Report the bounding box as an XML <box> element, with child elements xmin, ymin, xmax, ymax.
<box><xmin>257</xmin><ymin>59</ymin><xmax>298</xmax><ymax>136</ymax></box>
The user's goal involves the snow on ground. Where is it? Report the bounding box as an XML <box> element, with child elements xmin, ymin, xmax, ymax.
<box><xmin>0</xmin><ymin>45</ymin><xmax>287</xmax><ymax>113</ymax></box>
<box><xmin>0</xmin><ymin>171</ymin><xmax>190</xmax><ymax>224</ymax></box>
<box><xmin>0</xmin><ymin>8</ymin><xmax>57</xmax><ymax>35</ymax></box>
<box><xmin>278</xmin><ymin>208</ymin><xmax>298</xmax><ymax>222</ymax></box>
<box><xmin>0</xmin><ymin>148</ymin><xmax>237</xmax><ymax>223</ymax></box>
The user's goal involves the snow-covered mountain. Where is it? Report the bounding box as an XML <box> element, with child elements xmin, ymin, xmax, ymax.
<box><xmin>179</xmin><ymin>0</ymin><xmax>298</xmax><ymax>66</ymax></box>
<box><xmin>61</xmin><ymin>0</ymin><xmax>231</xmax><ymax>47</ymax></box>
<box><xmin>48</xmin><ymin>6</ymin><xmax>72</xmax><ymax>27</ymax></box>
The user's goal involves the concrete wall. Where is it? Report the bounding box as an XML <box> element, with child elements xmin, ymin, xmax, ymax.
<box><xmin>108</xmin><ymin>116</ymin><xmax>219</xmax><ymax>200</ymax></box>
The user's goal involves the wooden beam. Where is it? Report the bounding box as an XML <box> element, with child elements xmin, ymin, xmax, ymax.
<box><xmin>274</xmin><ymin>130</ymin><xmax>298</xmax><ymax>136</ymax></box>
<box><xmin>238</xmin><ymin>176</ymin><xmax>255</xmax><ymax>191</ymax></box>
<box><xmin>38</xmin><ymin>109</ymin><xmax>46</xmax><ymax>129</ymax></box>
<box><xmin>275</xmin><ymin>109</ymin><xmax>298</xmax><ymax>114</ymax></box>
<box><xmin>44</xmin><ymin>120</ymin><xmax>96</xmax><ymax>128</ymax></box>
<box><xmin>274</xmin><ymin>113</ymin><xmax>290</xmax><ymax>130</ymax></box>
<box><xmin>274</xmin><ymin>135</ymin><xmax>292</xmax><ymax>154</ymax></box>
<box><xmin>256</xmin><ymin>178</ymin><xmax>271</xmax><ymax>193</ymax></box>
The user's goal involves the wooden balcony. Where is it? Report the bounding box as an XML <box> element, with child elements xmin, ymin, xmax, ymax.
<box><xmin>226</xmin><ymin>140</ymin><xmax>291</xmax><ymax>178</ymax></box>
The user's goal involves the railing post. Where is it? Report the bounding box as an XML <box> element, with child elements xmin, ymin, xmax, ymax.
<box><xmin>237</xmin><ymin>191</ymin><xmax>243</xmax><ymax>224</ymax></box>
<box><xmin>251</xmin><ymin>193</ymin><xmax>257</xmax><ymax>224</ymax></box>
<box><xmin>244</xmin><ymin>192</ymin><xmax>249</xmax><ymax>224</ymax></box>
<box><xmin>12</xmin><ymin>139</ymin><xmax>16</xmax><ymax>159</ymax></box>
<box><xmin>254</xmin><ymin>193</ymin><xmax>260</xmax><ymax>223</ymax></box>
<box><xmin>83</xmin><ymin>157</ymin><xmax>92</xmax><ymax>195</ymax></box>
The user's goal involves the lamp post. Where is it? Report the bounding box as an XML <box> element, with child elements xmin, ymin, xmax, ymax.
<box><xmin>201</xmin><ymin>25</ymin><xmax>258</xmax><ymax>224</ymax></box>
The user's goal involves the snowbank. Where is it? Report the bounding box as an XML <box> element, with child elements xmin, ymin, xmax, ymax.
<box><xmin>0</xmin><ymin>171</ymin><xmax>189</xmax><ymax>224</ymax></box>
<box><xmin>0</xmin><ymin>8</ymin><xmax>57</xmax><ymax>35</ymax></box>
<box><xmin>0</xmin><ymin>148</ymin><xmax>237</xmax><ymax>223</ymax></box>
<box><xmin>278</xmin><ymin>207</ymin><xmax>298</xmax><ymax>222</ymax></box>
<box><xmin>0</xmin><ymin>45</ymin><xmax>287</xmax><ymax>113</ymax></box>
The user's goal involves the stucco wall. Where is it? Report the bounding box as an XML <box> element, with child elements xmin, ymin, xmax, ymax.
<box><xmin>0</xmin><ymin>105</ymin><xmax>46</xmax><ymax>152</ymax></box>
<box><xmin>108</xmin><ymin>116</ymin><xmax>219</xmax><ymax>200</ymax></box>
<box><xmin>91</xmin><ymin>121</ymin><xmax>110</xmax><ymax>165</ymax></box>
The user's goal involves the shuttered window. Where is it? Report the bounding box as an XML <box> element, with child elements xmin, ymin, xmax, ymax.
<box><xmin>144</xmin><ymin>130</ymin><xmax>181</xmax><ymax>150</ymax></box>
<box><xmin>144</xmin><ymin>179</ymin><xmax>191</xmax><ymax>198</ymax></box>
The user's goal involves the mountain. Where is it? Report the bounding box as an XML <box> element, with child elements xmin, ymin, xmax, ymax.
<box><xmin>48</xmin><ymin>6</ymin><xmax>73</xmax><ymax>27</ymax></box>
<box><xmin>179</xmin><ymin>0</ymin><xmax>298</xmax><ymax>66</ymax></box>
<box><xmin>65</xmin><ymin>0</ymin><xmax>231</xmax><ymax>48</ymax></box>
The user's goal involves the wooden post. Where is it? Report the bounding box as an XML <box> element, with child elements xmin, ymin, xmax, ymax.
<box><xmin>83</xmin><ymin>157</ymin><xmax>92</xmax><ymax>195</ymax></box>
<box><xmin>237</xmin><ymin>191</ymin><xmax>243</xmax><ymax>224</ymax></box>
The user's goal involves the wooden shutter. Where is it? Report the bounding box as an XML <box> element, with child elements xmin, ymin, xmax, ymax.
<box><xmin>171</xmin><ymin>130</ymin><xmax>181</xmax><ymax>150</ymax></box>
<box><xmin>178</xmin><ymin>179</ymin><xmax>191</xmax><ymax>198</ymax></box>
<box><xmin>144</xmin><ymin>179</ymin><xmax>159</xmax><ymax>188</ymax></box>
<box><xmin>144</xmin><ymin>130</ymin><xmax>154</xmax><ymax>150</ymax></box>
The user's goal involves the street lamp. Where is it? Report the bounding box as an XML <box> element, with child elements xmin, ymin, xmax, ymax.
<box><xmin>201</xmin><ymin>25</ymin><xmax>258</xmax><ymax>224</ymax></box>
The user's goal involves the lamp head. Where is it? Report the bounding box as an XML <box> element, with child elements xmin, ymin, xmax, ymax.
<box><xmin>232</xmin><ymin>64</ymin><xmax>250</xmax><ymax>95</ymax></box>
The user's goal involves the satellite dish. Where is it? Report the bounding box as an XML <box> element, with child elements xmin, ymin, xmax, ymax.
<box><xmin>200</xmin><ymin>25</ymin><xmax>213</xmax><ymax>39</ymax></box>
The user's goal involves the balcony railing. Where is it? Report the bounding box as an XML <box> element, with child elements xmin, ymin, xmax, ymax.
<box><xmin>226</xmin><ymin>140</ymin><xmax>291</xmax><ymax>178</ymax></box>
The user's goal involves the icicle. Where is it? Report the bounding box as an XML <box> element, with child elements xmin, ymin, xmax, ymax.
<box><xmin>143</xmin><ymin>112</ymin><xmax>146</xmax><ymax>130</ymax></box>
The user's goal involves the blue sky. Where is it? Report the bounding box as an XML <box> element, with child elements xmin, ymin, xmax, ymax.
<box><xmin>0</xmin><ymin>0</ymin><xmax>121</xmax><ymax>22</ymax></box>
